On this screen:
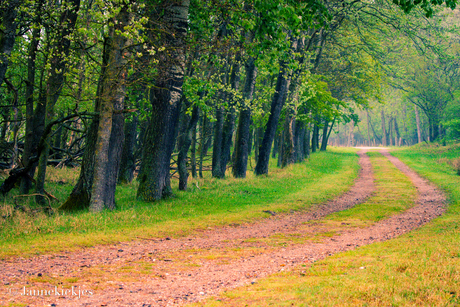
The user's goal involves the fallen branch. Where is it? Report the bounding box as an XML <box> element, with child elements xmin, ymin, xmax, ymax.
<box><xmin>0</xmin><ymin>111</ymin><xmax>96</xmax><ymax>196</ymax></box>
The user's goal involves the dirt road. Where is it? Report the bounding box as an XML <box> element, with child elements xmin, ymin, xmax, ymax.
<box><xmin>0</xmin><ymin>149</ymin><xmax>446</xmax><ymax>306</ymax></box>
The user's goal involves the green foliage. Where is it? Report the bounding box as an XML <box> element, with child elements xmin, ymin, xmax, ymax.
<box><xmin>393</xmin><ymin>0</ymin><xmax>457</xmax><ymax>17</ymax></box>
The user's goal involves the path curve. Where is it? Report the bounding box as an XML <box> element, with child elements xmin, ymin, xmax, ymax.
<box><xmin>0</xmin><ymin>150</ymin><xmax>446</xmax><ymax>307</ymax></box>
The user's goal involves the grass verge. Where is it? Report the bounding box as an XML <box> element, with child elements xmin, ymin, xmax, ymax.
<box><xmin>195</xmin><ymin>144</ymin><xmax>460</xmax><ymax>307</ymax></box>
<box><xmin>0</xmin><ymin>147</ymin><xmax>359</xmax><ymax>259</ymax></box>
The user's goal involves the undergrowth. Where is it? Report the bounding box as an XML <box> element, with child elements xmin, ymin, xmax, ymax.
<box><xmin>0</xmin><ymin>147</ymin><xmax>359</xmax><ymax>258</ymax></box>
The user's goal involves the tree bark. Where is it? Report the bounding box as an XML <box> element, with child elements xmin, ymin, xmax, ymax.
<box><xmin>311</xmin><ymin>122</ymin><xmax>319</xmax><ymax>152</ymax></box>
<box><xmin>254</xmin><ymin>59</ymin><xmax>292</xmax><ymax>175</ymax></box>
<box><xmin>137</xmin><ymin>0</ymin><xmax>190</xmax><ymax>201</ymax></box>
<box><xmin>415</xmin><ymin>105</ymin><xmax>422</xmax><ymax>144</ymax></box>
<box><xmin>0</xmin><ymin>0</ymin><xmax>19</xmax><ymax>88</ymax></box>
<box><xmin>191</xmin><ymin>123</ymin><xmax>197</xmax><ymax>178</ymax></box>
<box><xmin>212</xmin><ymin>104</ymin><xmax>225</xmax><ymax>178</ymax></box>
<box><xmin>281</xmin><ymin>108</ymin><xmax>296</xmax><ymax>167</ymax></box>
<box><xmin>20</xmin><ymin>0</ymin><xmax>44</xmax><ymax>194</ymax></box>
<box><xmin>305</xmin><ymin>123</ymin><xmax>311</xmax><ymax>158</ymax></box>
<box><xmin>61</xmin><ymin>3</ymin><xmax>130</xmax><ymax>211</ymax></box>
<box><xmin>381</xmin><ymin>110</ymin><xmax>387</xmax><ymax>146</ymax></box>
<box><xmin>220</xmin><ymin>59</ymin><xmax>240</xmax><ymax>176</ymax></box>
<box><xmin>118</xmin><ymin>113</ymin><xmax>138</xmax><ymax>184</ymax></box>
<box><xmin>178</xmin><ymin>103</ymin><xmax>199</xmax><ymax>190</ymax></box>
<box><xmin>35</xmin><ymin>0</ymin><xmax>81</xmax><ymax>205</ymax></box>
<box><xmin>233</xmin><ymin>57</ymin><xmax>257</xmax><ymax>178</ymax></box>
<box><xmin>294</xmin><ymin>119</ymin><xmax>305</xmax><ymax>162</ymax></box>
<box><xmin>320</xmin><ymin>120</ymin><xmax>329</xmax><ymax>151</ymax></box>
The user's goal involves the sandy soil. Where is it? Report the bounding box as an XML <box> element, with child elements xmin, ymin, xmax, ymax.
<box><xmin>0</xmin><ymin>149</ymin><xmax>446</xmax><ymax>307</ymax></box>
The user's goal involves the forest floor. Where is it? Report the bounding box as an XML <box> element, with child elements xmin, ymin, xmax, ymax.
<box><xmin>0</xmin><ymin>149</ymin><xmax>447</xmax><ymax>307</ymax></box>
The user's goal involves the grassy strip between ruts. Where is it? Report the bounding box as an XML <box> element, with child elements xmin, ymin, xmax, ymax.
<box><xmin>0</xmin><ymin>147</ymin><xmax>359</xmax><ymax>259</ymax></box>
<box><xmin>194</xmin><ymin>144</ymin><xmax>460</xmax><ymax>307</ymax></box>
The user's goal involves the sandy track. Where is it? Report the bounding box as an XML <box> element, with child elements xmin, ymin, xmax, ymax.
<box><xmin>0</xmin><ymin>150</ymin><xmax>446</xmax><ymax>306</ymax></box>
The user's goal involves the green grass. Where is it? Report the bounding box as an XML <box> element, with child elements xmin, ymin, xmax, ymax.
<box><xmin>0</xmin><ymin>147</ymin><xmax>360</xmax><ymax>258</ymax></box>
<box><xmin>195</xmin><ymin>143</ymin><xmax>460</xmax><ymax>307</ymax></box>
<box><xmin>326</xmin><ymin>151</ymin><xmax>416</xmax><ymax>226</ymax></box>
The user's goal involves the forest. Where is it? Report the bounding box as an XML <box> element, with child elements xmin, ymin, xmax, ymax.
<box><xmin>0</xmin><ymin>0</ymin><xmax>458</xmax><ymax>212</ymax></box>
<box><xmin>2</xmin><ymin>0</ymin><xmax>460</xmax><ymax>306</ymax></box>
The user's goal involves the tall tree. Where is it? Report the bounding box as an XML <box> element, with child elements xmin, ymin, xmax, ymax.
<box><xmin>0</xmin><ymin>0</ymin><xmax>19</xmax><ymax>88</ymax></box>
<box><xmin>61</xmin><ymin>0</ymin><xmax>133</xmax><ymax>211</ymax></box>
<box><xmin>137</xmin><ymin>0</ymin><xmax>190</xmax><ymax>201</ymax></box>
<box><xmin>35</xmin><ymin>0</ymin><xmax>81</xmax><ymax>204</ymax></box>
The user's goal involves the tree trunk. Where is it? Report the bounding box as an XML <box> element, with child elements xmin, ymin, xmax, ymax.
<box><xmin>20</xmin><ymin>1</ymin><xmax>43</xmax><ymax>193</ymax></box>
<box><xmin>311</xmin><ymin>122</ymin><xmax>319</xmax><ymax>152</ymax></box>
<box><xmin>366</xmin><ymin>110</ymin><xmax>371</xmax><ymax>146</ymax></box>
<box><xmin>178</xmin><ymin>104</ymin><xmax>199</xmax><ymax>190</ymax></box>
<box><xmin>118</xmin><ymin>113</ymin><xmax>138</xmax><ymax>184</ymax></box>
<box><xmin>212</xmin><ymin>104</ymin><xmax>225</xmax><ymax>178</ymax></box>
<box><xmin>198</xmin><ymin>112</ymin><xmax>208</xmax><ymax>178</ymax></box>
<box><xmin>35</xmin><ymin>0</ymin><xmax>81</xmax><ymax>205</ymax></box>
<box><xmin>61</xmin><ymin>3</ymin><xmax>130</xmax><ymax>211</ymax></box>
<box><xmin>414</xmin><ymin>105</ymin><xmax>422</xmax><ymax>144</ymax></box>
<box><xmin>347</xmin><ymin>120</ymin><xmax>354</xmax><ymax>147</ymax></box>
<box><xmin>254</xmin><ymin>59</ymin><xmax>291</xmax><ymax>175</ymax></box>
<box><xmin>320</xmin><ymin>120</ymin><xmax>329</xmax><ymax>151</ymax></box>
<box><xmin>294</xmin><ymin>119</ymin><xmax>305</xmax><ymax>162</ymax></box>
<box><xmin>0</xmin><ymin>0</ymin><xmax>19</xmax><ymax>88</ymax></box>
<box><xmin>137</xmin><ymin>0</ymin><xmax>190</xmax><ymax>201</ymax></box>
<box><xmin>191</xmin><ymin>122</ymin><xmax>197</xmax><ymax>178</ymax></box>
<box><xmin>220</xmin><ymin>59</ymin><xmax>240</xmax><ymax>176</ymax></box>
<box><xmin>233</xmin><ymin>57</ymin><xmax>257</xmax><ymax>178</ymax></box>
<box><xmin>381</xmin><ymin>110</ymin><xmax>387</xmax><ymax>146</ymax></box>
<box><xmin>394</xmin><ymin>117</ymin><xmax>400</xmax><ymax>146</ymax></box>
<box><xmin>281</xmin><ymin>108</ymin><xmax>296</xmax><ymax>167</ymax></box>
<box><xmin>272</xmin><ymin>131</ymin><xmax>279</xmax><ymax>159</ymax></box>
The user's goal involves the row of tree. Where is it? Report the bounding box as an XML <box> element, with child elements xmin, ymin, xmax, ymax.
<box><xmin>0</xmin><ymin>0</ymin><xmax>457</xmax><ymax>211</ymax></box>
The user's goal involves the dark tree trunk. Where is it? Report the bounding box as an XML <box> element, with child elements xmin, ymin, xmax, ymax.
<box><xmin>311</xmin><ymin>122</ymin><xmax>319</xmax><ymax>153</ymax></box>
<box><xmin>20</xmin><ymin>1</ymin><xmax>43</xmax><ymax>194</ymax></box>
<box><xmin>381</xmin><ymin>110</ymin><xmax>387</xmax><ymax>146</ymax></box>
<box><xmin>212</xmin><ymin>104</ymin><xmax>225</xmax><ymax>178</ymax></box>
<box><xmin>198</xmin><ymin>113</ymin><xmax>206</xmax><ymax>178</ymax></box>
<box><xmin>220</xmin><ymin>60</ymin><xmax>240</xmax><ymax>176</ymax></box>
<box><xmin>118</xmin><ymin>113</ymin><xmax>138</xmax><ymax>184</ymax></box>
<box><xmin>60</xmin><ymin>118</ymin><xmax>98</xmax><ymax>211</ymax></box>
<box><xmin>394</xmin><ymin>117</ymin><xmax>401</xmax><ymax>146</ymax></box>
<box><xmin>178</xmin><ymin>104</ymin><xmax>199</xmax><ymax>190</ymax></box>
<box><xmin>305</xmin><ymin>123</ymin><xmax>311</xmax><ymax>158</ymax></box>
<box><xmin>254</xmin><ymin>59</ymin><xmax>292</xmax><ymax>175</ymax></box>
<box><xmin>35</xmin><ymin>0</ymin><xmax>81</xmax><ymax>205</ymax></box>
<box><xmin>191</xmin><ymin>121</ymin><xmax>197</xmax><ymax>178</ymax></box>
<box><xmin>294</xmin><ymin>120</ymin><xmax>305</xmax><ymax>162</ymax></box>
<box><xmin>429</xmin><ymin>112</ymin><xmax>440</xmax><ymax>141</ymax></box>
<box><xmin>99</xmin><ymin>97</ymin><xmax>125</xmax><ymax>209</ymax></box>
<box><xmin>366</xmin><ymin>110</ymin><xmax>371</xmax><ymax>146</ymax></box>
<box><xmin>233</xmin><ymin>57</ymin><xmax>257</xmax><ymax>178</ymax></box>
<box><xmin>415</xmin><ymin>105</ymin><xmax>422</xmax><ymax>144</ymax></box>
<box><xmin>0</xmin><ymin>0</ymin><xmax>19</xmax><ymax>88</ymax></box>
<box><xmin>321</xmin><ymin>118</ymin><xmax>336</xmax><ymax>151</ymax></box>
<box><xmin>272</xmin><ymin>131</ymin><xmax>279</xmax><ymax>159</ymax></box>
<box><xmin>136</xmin><ymin>117</ymin><xmax>149</xmax><ymax>177</ymax></box>
<box><xmin>198</xmin><ymin>111</ymin><xmax>211</xmax><ymax>178</ymax></box>
<box><xmin>137</xmin><ymin>0</ymin><xmax>190</xmax><ymax>201</ymax></box>
<box><xmin>277</xmin><ymin>129</ymin><xmax>283</xmax><ymax>167</ymax></box>
<box><xmin>211</xmin><ymin>58</ymin><xmax>230</xmax><ymax>178</ymax></box>
<box><xmin>281</xmin><ymin>111</ymin><xmax>295</xmax><ymax>167</ymax></box>
<box><xmin>320</xmin><ymin>120</ymin><xmax>329</xmax><ymax>151</ymax></box>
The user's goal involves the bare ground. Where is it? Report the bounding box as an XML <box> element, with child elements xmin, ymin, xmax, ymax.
<box><xmin>0</xmin><ymin>149</ymin><xmax>446</xmax><ymax>307</ymax></box>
